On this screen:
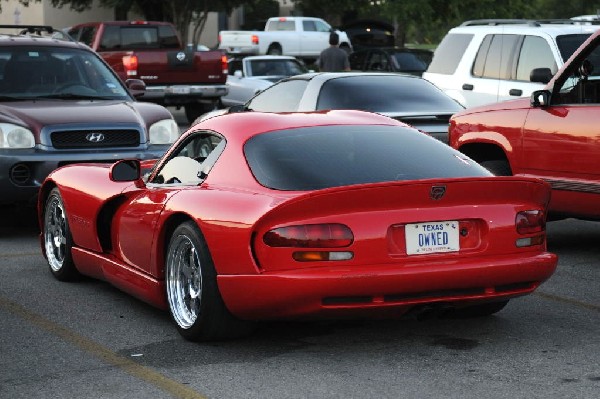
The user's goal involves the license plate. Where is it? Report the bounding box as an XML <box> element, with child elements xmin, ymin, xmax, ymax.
<box><xmin>170</xmin><ymin>86</ymin><xmax>190</xmax><ymax>94</ymax></box>
<box><xmin>405</xmin><ymin>221</ymin><xmax>459</xmax><ymax>255</ymax></box>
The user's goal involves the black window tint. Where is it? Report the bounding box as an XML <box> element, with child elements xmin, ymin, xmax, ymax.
<box><xmin>246</xmin><ymin>80</ymin><xmax>307</xmax><ymax>111</ymax></box>
<box><xmin>99</xmin><ymin>26</ymin><xmax>120</xmax><ymax>50</ymax></box>
<box><xmin>472</xmin><ymin>35</ymin><xmax>493</xmax><ymax>77</ymax></box>
<box><xmin>79</xmin><ymin>26</ymin><xmax>97</xmax><ymax>47</ymax></box>
<box><xmin>481</xmin><ymin>34</ymin><xmax>519</xmax><ymax>79</ymax></box>
<box><xmin>393</xmin><ymin>52</ymin><xmax>428</xmax><ymax>72</ymax></box>
<box><xmin>67</xmin><ymin>27</ymin><xmax>81</xmax><ymax>41</ymax></box>
<box><xmin>316</xmin><ymin>76</ymin><xmax>463</xmax><ymax>113</ymax></box>
<box><xmin>516</xmin><ymin>36</ymin><xmax>557</xmax><ymax>81</ymax></box>
<box><xmin>556</xmin><ymin>34</ymin><xmax>593</xmax><ymax>61</ymax></box>
<box><xmin>427</xmin><ymin>33</ymin><xmax>473</xmax><ymax>74</ymax></box>
<box><xmin>244</xmin><ymin>125</ymin><xmax>490</xmax><ymax>191</ymax></box>
<box><xmin>121</xmin><ymin>27</ymin><xmax>159</xmax><ymax>49</ymax></box>
<box><xmin>158</xmin><ymin>25</ymin><xmax>180</xmax><ymax>48</ymax></box>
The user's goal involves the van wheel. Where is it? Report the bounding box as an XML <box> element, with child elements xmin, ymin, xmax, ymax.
<box><xmin>480</xmin><ymin>160</ymin><xmax>512</xmax><ymax>176</ymax></box>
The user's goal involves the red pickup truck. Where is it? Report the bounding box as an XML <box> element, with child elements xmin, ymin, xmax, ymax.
<box><xmin>67</xmin><ymin>21</ymin><xmax>228</xmax><ymax>123</ymax></box>
<box><xmin>449</xmin><ymin>29</ymin><xmax>600</xmax><ymax>221</ymax></box>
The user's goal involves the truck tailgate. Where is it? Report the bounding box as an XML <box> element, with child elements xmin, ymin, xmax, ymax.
<box><xmin>129</xmin><ymin>50</ymin><xmax>226</xmax><ymax>84</ymax></box>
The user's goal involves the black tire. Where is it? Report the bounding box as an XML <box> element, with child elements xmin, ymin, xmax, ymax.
<box><xmin>480</xmin><ymin>159</ymin><xmax>512</xmax><ymax>176</ymax></box>
<box><xmin>165</xmin><ymin>221</ymin><xmax>256</xmax><ymax>341</ymax></box>
<box><xmin>42</xmin><ymin>187</ymin><xmax>79</xmax><ymax>281</ymax></box>
<box><xmin>184</xmin><ymin>103</ymin><xmax>211</xmax><ymax>125</ymax></box>
<box><xmin>447</xmin><ymin>300</ymin><xmax>509</xmax><ymax>319</ymax></box>
<box><xmin>267</xmin><ymin>44</ymin><xmax>282</xmax><ymax>55</ymax></box>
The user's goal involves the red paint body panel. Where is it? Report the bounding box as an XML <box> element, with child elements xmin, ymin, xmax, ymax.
<box><xmin>39</xmin><ymin>110</ymin><xmax>558</xmax><ymax>318</ymax></box>
<box><xmin>449</xmin><ymin>29</ymin><xmax>600</xmax><ymax>221</ymax></box>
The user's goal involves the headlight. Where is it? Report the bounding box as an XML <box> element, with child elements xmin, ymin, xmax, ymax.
<box><xmin>149</xmin><ymin>119</ymin><xmax>179</xmax><ymax>145</ymax></box>
<box><xmin>0</xmin><ymin>124</ymin><xmax>35</xmax><ymax>148</ymax></box>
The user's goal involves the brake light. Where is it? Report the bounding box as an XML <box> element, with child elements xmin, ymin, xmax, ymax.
<box><xmin>122</xmin><ymin>55</ymin><xmax>138</xmax><ymax>77</ymax></box>
<box><xmin>251</xmin><ymin>34</ymin><xmax>259</xmax><ymax>45</ymax></box>
<box><xmin>516</xmin><ymin>210</ymin><xmax>545</xmax><ymax>234</ymax></box>
<box><xmin>130</xmin><ymin>21</ymin><xmax>148</xmax><ymax>25</ymax></box>
<box><xmin>264</xmin><ymin>224</ymin><xmax>353</xmax><ymax>248</ymax></box>
<box><xmin>221</xmin><ymin>54</ymin><xmax>228</xmax><ymax>74</ymax></box>
<box><xmin>278</xmin><ymin>17</ymin><xmax>287</xmax><ymax>21</ymax></box>
<box><xmin>515</xmin><ymin>210</ymin><xmax>546</xmax><ymax>247</ymax></box>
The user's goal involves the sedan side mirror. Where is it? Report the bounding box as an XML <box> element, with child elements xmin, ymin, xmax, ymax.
<box><xmin>531</xmin><ymin>90</ymin><xmax>551</xmax><ymax>107</ymax></box>
<box><xmin>530</xmin><ymin>68</ymin><xmax>553</xmax><ymax>84</ymax></box>
<box><xmin>110</xmin><ymin>159</ymin><xmax>142</xmax><ymax>183</ymax></box>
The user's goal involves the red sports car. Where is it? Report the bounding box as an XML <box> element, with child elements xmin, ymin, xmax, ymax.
<box><xmin>39</xmin><ymin>110</ymin><xmax>557</xmax><ymax>341</ymax></box>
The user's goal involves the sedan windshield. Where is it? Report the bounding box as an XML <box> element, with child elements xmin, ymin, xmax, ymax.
<box><xmin>316</xmin><ymin>75</ymin><xmax>463</xmax><ymax>113</ymax></box>
<box><xmin>0</xmin><ymin>46</ymin><xmax>130</xmax><ymax>100</ymax></box>
<box><xmin>244</xmin><ymin>125</ymin><xmax>490</xmax><ymax>191</ymax></box>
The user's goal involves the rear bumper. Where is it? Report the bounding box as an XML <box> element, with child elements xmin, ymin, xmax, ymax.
<box><xmin>0</xmin><ymin>145</ymin><xmax>169</xmax><ymax>205</ymax></box>
<box><xmin>143</xmin><ymin>84</ymin><xmax>228</xmax><ymax>104</ymax></box>
<box><xmin>217</xmin><ymin>252</ymin><xmax>557</xmax><ymax>320</ymax></box>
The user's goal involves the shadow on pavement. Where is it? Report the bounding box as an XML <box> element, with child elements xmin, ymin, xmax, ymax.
<box><xmin>0</xmin><ymin>205</ymin><xmax>39</xmax><ymax>237</ymax></box>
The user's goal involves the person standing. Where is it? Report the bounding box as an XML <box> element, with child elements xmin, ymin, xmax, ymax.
<box><xmin>316</xmin><ymin>32</ymin><xmax>350</xmax><ymax>72</ymax></box>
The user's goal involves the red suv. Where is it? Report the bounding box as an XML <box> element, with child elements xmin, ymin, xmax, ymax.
<box><xmin>449</xmin><ymin>29</ymin><xmax>600</xmax><ymax>221</ymax></box>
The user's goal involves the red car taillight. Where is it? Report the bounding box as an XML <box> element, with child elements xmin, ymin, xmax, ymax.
<box><xmin>251</xmin><ymin>34</ymin><xmax>259</xmax><ymax>45</ymax></box>
<box><xmin>221</xmin><ymin>54</ymin><xmax>228</xmax><ymax>74</ymax></box>
<box><xmin>264</xmin><ymin>223</ymin><xmax>353</xmax><ymax>248</ymax></box>
<box><xmin>515</xmin><ymin>210</ymin><xmax>546</xmax><ymax>247</ymax></box>
<box><xmin>122</xmin><ymin>54</ymin><xmax>138</xmax><ymax>77</ymax></box>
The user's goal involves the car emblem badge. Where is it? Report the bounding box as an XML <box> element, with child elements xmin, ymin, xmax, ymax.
<box><xmin>176</xmin><ymin>52</ymin><xmax>186</xmax><ymax>61</ymax></box>
<box><xmin>430</xmin><ymin>185</ymin><xmax>446</xmax><ymax>200</ymax></box>
<box><xmin>86</xmin><ymin>133</ymin><xmax>105</xmax><ymax>143</ymax></box>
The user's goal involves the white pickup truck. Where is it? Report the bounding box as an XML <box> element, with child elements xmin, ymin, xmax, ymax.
<box><xmin>218</xmin><ymin>16</ymin><xmax>352</xmax><ymax>61</ymax></box>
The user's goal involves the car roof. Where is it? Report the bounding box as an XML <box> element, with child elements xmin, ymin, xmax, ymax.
<box><xmin>196</xmin><ymin>109</ymin><xmax>402</xmax><ymax>143</ymax></box>
<box><xmin>284</xmin><ymin>71</ymin><xmax>424</xmax><ymax>83</ymax></box>
<box><xmin>451</xmin><ymin>20</ymin><xmax>600</xmax><ymax>36</ymax></box>
<box><xmin>0</xmin><ymin>25</ymin><xmax>88</xmax><ymax>50</ymax></box>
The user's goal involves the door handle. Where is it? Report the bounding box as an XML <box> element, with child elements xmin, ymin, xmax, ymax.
<box><xmin>509</xmin><ymin>89</ymin><xmax>523</xmax><ymax>96</ymax></box>
<box><xmin>462</xmin><ymin>83</ymin><xmax>474</xmax><ymax>91</ymax></box>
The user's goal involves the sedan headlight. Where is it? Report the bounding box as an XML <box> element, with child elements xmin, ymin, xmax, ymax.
<box><xmin>149</xmin><ymin>119</ymin><xmax>179</xmax><ymax>145</ymax></box>
<box><xmin>0</xmin><ymin>124</ymin><xmax>35</xmax><ymax>148</ymax></box>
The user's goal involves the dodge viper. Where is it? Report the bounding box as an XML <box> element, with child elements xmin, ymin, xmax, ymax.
<box><xmin>39</xmin><ymin>110</ymin><xmax>557</xmax><ymax>341</ymax></box>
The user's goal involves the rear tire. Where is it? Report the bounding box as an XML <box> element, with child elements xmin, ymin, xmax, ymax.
<box><xmin>267</xmin><ymin>44</ymin><xmax>282</xmax><ymax>55</ymax></box>
<box><xmin>43</xmin><ymin>187</ymin><xmax>79</xmax><ymax>281</ymax></box>
<box><xmin>184</xmin><ymin>103</ymin><xmax>211</xmax><ymax>125</ymax></box>
<box><xmin>480</xmin><ymin>160</ymin><xmax>512</xmax><ymax>176</ymax></box>
<box><xmin>165</xmin><ymin>221</ymin><xmax>256</xmax><ymax>341</ymax></box>
<box><xmin>447</xmin><ymin>300</ymin><xmax>509</xmax><ymax>318</ymax></box>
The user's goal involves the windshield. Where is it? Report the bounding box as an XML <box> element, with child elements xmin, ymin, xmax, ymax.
<box><xmin>557</xmin><ymin>34</ymin><xmax>593</xmax><ymax>61</ymax></box>
<box><xmin>244</xmin><ymin>125</ymin><xmax>490</xmax><ymax>191</ymax></box>
<box><xmin>0</xmin><ymin>46</ymin><xmax>130</xmax><ymax>100</ymax></box>
<box><xmin>316</xmin><ymin>75</ymin><xmax>463</xmax><ymax>113</ymax></box>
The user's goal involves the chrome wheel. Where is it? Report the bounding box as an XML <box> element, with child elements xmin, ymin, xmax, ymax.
<box><xmin>44</xmin><ymin>193</ymin><xmax>68</xmax><ymax>272</ymax></box>
<box><xmin>166</xmin><ymin>233</ymin><xmax>203</xmax><ymax>329</ymax></box>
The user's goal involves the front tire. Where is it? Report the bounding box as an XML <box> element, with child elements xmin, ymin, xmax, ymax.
<box><xmin>480</xmin><ymin>160</ymin><xmax>512</xmax><ymax>176</ymax></box>
<box><xmin>165</xmin><ymin>221</ymin><xmax>255</xmax><ymax>341</ymax></box>
<box><xmin>43</xmin><ymin>187</ymin><xmax>79</xmax><ymax>281</ymax></box>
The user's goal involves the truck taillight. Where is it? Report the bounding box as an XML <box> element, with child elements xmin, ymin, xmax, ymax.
<box><xmin>264</xmin><ymin>224</ymin><xmax>353</xmax><ymax>248</ymax></box>
<box><xmin>122</xmin><ymin>55</ymin><xmax>138</xmax><ymax>77</ymax></box>
<box><xmin>515</xmin><ymin>210</ymin><xmax>546</xmax><ymax>247</ymax></box>
<box><xmin>221</xmin><ymin>54</ymin><xmax>228</xmax><ymax>74</ymax></box>
<box><xmin>251</xmin><ymin>35</ymin><xmax>259</xmax><ymax>45</ymax></box>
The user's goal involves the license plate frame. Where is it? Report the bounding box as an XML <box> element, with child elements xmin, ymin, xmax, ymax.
<box><xmin>405</xmin><ymin>221</ymin><xmax>459</xmax><ymax>255</ymax></box>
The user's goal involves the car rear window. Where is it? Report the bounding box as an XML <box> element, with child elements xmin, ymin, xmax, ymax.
<box><xmin>316</xmin><ymin>75</ymin><xmax>463</xmax><ymax>113</ymax></box>
<box><xmin>426</xmin><ymin>33</ymin><xmax>474</xmax><ymax>74</ymax></box>
<box><xmin>244</xmin><ymin>125</ymin><xmax>490</xmax><ymax>191</ymax></box>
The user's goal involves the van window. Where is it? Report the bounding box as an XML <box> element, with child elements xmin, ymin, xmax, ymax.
<box><xmin>427</xmin><ymin>33</ymin><xmax>473</xmax><ymax>74</ymax></box>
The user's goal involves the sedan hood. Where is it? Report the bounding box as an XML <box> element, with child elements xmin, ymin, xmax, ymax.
<box><xmin>0</xmin><ymin>100</ymin><xmax>145</xmax><ymax>130</ymax></box>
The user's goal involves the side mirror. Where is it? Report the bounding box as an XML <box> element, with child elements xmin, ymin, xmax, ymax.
<box><xmin>234</xmin><ymin>70</ymin><xmax>243</xmax><ymax>78</ymax></box>
<box><xmin>530</xmin><ymin>68</ymin><xmax>553</xmax><ymax>84</ymax></box>
<box><xmin>531</xmin><ymin>90</ymin><xmax>551</xmax><ymax>107</ymax></box>
<box><xmin>125</xmin><ymin>78</ymin><xmax>146</xmax><ymax>98</ymax></box>
<box><xmin>110</xmin><ymin>159</ymin><xmax>142</xmax><ymax>182</ymax></box>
